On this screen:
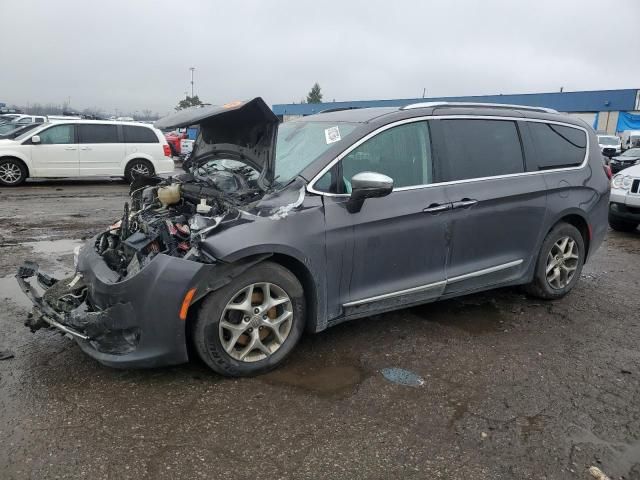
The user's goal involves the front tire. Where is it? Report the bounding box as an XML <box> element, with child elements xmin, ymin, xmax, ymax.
<box><xmin>0</xmin><ymin>158</ymin><xmax>27</xmax><ymax>186</ymax></box>
<box><xmin>192</xmin><ymin>261</ymin><xmax>306</xmax><ymax>377</ymax></box>
<box><xmin>124</xmin><ymin>159</ymin><xmax>154</xmax><ymax>182</ymax></box>
<box><xmin>524</xmin><ymin>222</ymin><xmax>585</xmax><ymax>300</ymax></box>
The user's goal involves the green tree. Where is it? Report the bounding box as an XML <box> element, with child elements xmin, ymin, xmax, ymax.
<box><xmin>306</xmin><ymin>83</ymin><xmax>323</xmax><ymax>104</ymax></box>
<box><xmin>175</xmin><ymin>95</ymin><xmax>204</xmax><ymax>111</ymax></box>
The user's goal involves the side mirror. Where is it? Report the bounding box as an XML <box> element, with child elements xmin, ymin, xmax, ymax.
<box><xmin>31</xmin><ymin>135</ymin><xmax>41</xmax><ymax>144</ymax></box>
<box><xmin>346</xmin><ymin>171</ymin><xmax>393</xmax><ymax>213</ymax></box>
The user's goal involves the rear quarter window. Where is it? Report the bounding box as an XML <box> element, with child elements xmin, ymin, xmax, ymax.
<box><xmin>528</xmin><ymin>122</ymin><xmax>586</xmax><ymax>170</ymax></box>
<box><xmin>123</xmin><ymin>125</ymin><xmax>158</xmax><ymax>143</ymax></box>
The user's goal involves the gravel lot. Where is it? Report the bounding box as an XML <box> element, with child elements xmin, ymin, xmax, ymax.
<box><xmin>1</xmin><ymin>180</ymin><xmax>639</xmax><ymax>480</ymax></box>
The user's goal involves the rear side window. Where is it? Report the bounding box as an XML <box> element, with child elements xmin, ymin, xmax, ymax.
<box><xmin>123</xmin><ymin>125</ymin><xmax>158</xmax><ymax>143</ymax></box>
<box><xmin>78</xmin><ymin>124</ymin><xmax>119</xmax><ymax>143</ymax></box>
<box><xmin>437</xmin><ymin>119</ymin><xmax>524</xmax><ymax>181</ymax></box>
<box><xmin>528</xmin><ymin>122</ymin><xmax>586</xmax><ymax>169</ymax></box>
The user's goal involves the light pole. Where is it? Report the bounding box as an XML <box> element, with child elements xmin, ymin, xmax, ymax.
<box><xmin>189</xmin><ymin>67</ymin><xmax>195</xmax><ymax>98</ymax></box>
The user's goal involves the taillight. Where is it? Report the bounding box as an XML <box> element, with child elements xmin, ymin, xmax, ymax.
<box><xmin>603</xmin><ymin>164</ymin><xmax>612</xmax><ymax>180</ymax></box>
<box><xmin>163</xmin><ymin>144</ymin><xmax>171</xmax><ymax>157</ymax></box>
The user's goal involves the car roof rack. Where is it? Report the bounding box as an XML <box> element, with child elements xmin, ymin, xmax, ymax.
<box><xmin>401</xmin><ymin>101</ymin><xmax>558</xmax><ymax>114</ymax></box>
<box><xmin>317</xmin><ymin>106</ymin><xmax>363</xmax><ymax>114</ymax></box>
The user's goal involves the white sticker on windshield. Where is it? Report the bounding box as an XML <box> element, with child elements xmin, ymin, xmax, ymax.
<box><xmin>324</xmin><ymin>126</ymin><xmax>341</xmax><ymax>144</ymax></box>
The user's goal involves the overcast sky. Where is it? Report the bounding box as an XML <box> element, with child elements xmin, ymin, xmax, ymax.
<box><xmin>2</xmin><ymin>0</ymin><xmax>639</xmax><ymax>116</ymax></box>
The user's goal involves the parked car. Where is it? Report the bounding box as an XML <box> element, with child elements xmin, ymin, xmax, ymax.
<box><xmin>609</xmin><ymin>164</ymin><xmax>640</xmax><ymax>232</ymax></box>
<box><xmin>620</xmin><ymin>130</ymin><xmax>640</xmax><ymax>151</ymax></box>
<box><xmin>0</xmin><ymin>120</ymin><xmax>174</xmax><ymax>185</ymax></box>
<box><xmin>609</xmin><ymin>148</ymin><xmax>640</xmax><ymax>174</ymax></box>
<box><xmin>597</xmin><ymin>134</ymin><xmax>621</xmax><ymax>158</ymax></box>
<box><xmin>9</xmin><ymin>115</ymin><xmax>47</xmax><ymax>125</ymax></box>
<box><xmin>16</xmin><ymin>98</ymin><xmax>609</xmax><ymax>376</ymax></box>
<box><xmin>0</xmin><ymin>122</ymin><xmax>40</xmax><ymax>139</ymax></box>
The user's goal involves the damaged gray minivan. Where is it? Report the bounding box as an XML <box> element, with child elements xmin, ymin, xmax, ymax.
<box><xmin>17</xmin><ymin>98</ymin><xmax>609</xmax><ymax>376</ymax></box>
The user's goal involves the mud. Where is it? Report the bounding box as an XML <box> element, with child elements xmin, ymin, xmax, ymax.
<box><xmin>1</xmin><ymin>180</ymin><xmax>640</xmax><ymax>479</ymax></box>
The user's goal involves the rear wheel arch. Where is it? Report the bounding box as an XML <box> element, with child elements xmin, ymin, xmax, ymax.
<box><xmin>124</xmin><ymin>158</ymin><xmax>154</xmax><ymax>180</ymax></box>
<box><xmin>556</xmin><ymin>213</ymin><xmax>590</xmax><ymax>259</ymax></box>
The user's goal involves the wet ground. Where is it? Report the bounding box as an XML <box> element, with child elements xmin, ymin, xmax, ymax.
<box><xmin>1</xmin><ymin>180</ymin><xmax>640</xmax><ymax>479</ymax></box>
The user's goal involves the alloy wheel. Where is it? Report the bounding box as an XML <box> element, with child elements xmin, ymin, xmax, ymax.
<box><xmin>218</xmin><ymin>282</ymin><xmax>294</xmax><ymax>362</ymax></box>
<box><xmin>130</xmin><ymin>163</ymin><xmax>151</xmax><ymax>177</ymax></box>
<box><xmin>545</xmin><ymin>236</ymin><xmax>579</xmax><ymax>289</ymax></box>
<box><xmin>0</xmin><ymin>162</ymin><xmax>22</xmax><ymax>184</ymax></box>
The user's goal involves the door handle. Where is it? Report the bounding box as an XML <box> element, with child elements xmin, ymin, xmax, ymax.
<box><xmin>80</xmin><ymin>146</ymin><xmax>91</xmax><ymax>151</ymax></box>
<box><xmin>423</xmin><ymin>203</ymin><xmax>451</xmax><ymax>214</ymax></box>
<box><xmin>65</xmin><ymin>146</ymin><xmax>77</xmax><ymax>150</ymax></box>
<box><xmin>452</xmin><ymin>199</ymin><xmax>478</xmax><ymax>209</ymax></box>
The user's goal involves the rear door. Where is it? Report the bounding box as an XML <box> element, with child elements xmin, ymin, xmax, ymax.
<box><xmin>29</xmin><ymin>124</ymin><xmax>79</xmax><ymax>177</ymax></box>
<box><xmin>430</xmin><ymin>117</ymin><xmax>547</xmax><ymax>295</ymax></box>
<box><xmin>78</xmin><ymin>123</ymin><xmax>124</xmax><ymax>176</ymax></box>
<box><xmin>320</xmin><ymin>120</ymin><xmax>451</xmax><ymax>319</ymax></box>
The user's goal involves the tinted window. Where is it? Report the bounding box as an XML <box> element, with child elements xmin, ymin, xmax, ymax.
<box><xmin>528</xmin><ymin>122</ymin><xmax>586</xmax><ymax>169</ymax></box>
<box><xmin>78</xmin><ymin>124</ymin><xmax>119</xmax><ymax>143</ymax></box>
<box><xmin>35</xmin><ymin>117</ymin><xmax>45</xmax><ymax>123</ymax></box>
<box><xmin>37</xmin><ymin>125</ymin><xmax>74</xmax><ymax>144</ymax></box>
<box><xmin>340</xmin><ymin>121</ymin><xmax>431</xmax><ymax>192</ymax></box>
<box><xmin>438</xmin><ymin>119</ymin><xmax>524</xmax><ymax>181</ymax></box>
<box><xmin>123</xmin><ymin>125</ymin><xmax>158</xmax><ymax>143</ymax></box>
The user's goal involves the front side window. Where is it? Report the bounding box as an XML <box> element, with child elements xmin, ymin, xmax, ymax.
<box><xmin>528</xmin><ymin>122</ymin><xmax>586</xmax><ymax>169</ymax></box>
<box><xmin>437</xmin><ymin>119</ymin><xmax>524</xmax><ymax>181</ymax></box>
<box><xmin>338</xmin><ymin>121</ymin><xmax>432</xmax><ymax>192</ymax></box>
<box><xmin>78</xmin><ymin>124</ymin><xmax>118</xmax><ymax>143</ymax></box>
<box><xmin>123</xmin><ymin>125</ymin><xmax>158</xmax><ymax>143</ymax></box>
<box><xmin>37</xmin><ymin>124</ymin><xmax>74</xmax><ymax>144</ymax></box>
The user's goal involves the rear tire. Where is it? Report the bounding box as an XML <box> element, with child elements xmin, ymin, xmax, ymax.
<box><xmin>0</xmin><ymin>158</ymin><xmax>27</xmax><ymax>186</ymax></box>
<box><xmin>608</xmin><ymin>216</ymin><xmax>638</xmax><ymax>233</ymax></box>
<box><xmin>524</xmin><ymin>222</ymin><xmax>585</xmax><ymax>300</ymax></box>
<box><xmin>192</xmin><ymin>261</ymin><xmax>305</xmax><ymax>377</ymax></box>
<box><xmin>124</xmin><ymin>159</ymin><xmax>154</xmax><ymax>182</ymax></box>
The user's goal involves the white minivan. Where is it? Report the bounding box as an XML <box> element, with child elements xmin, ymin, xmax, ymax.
<box><xmin>0</xmin><ymin>120</ymin><xmax>174</xmax><ymax>186</ymax></box>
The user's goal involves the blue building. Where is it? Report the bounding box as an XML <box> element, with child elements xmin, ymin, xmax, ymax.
<box><xmin>273</xmin><ymin>88</ymin><xmax>640</xmax><ymax>134</ymax></box>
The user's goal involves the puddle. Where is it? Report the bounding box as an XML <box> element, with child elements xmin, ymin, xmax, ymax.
<box><xmin>412</xmin><ymin>299</ymin><xmax>507</xmax><ymax>334</ymax></box>
<box><xmin>381</xmin><ymin>367</ymin><xmax>424</xmax><ymax>387</ymax></box>
<box><xmin>262</xmin><ymin>364</ymin><xmax>365</xmax><ymax>397</ymax></box>
<box><xmin>0</xmin><ymin>275</ymin><xmax>34</xmax><ymax>309</ymax></box>
<box><xmin>569</xmin><ymin>424</ymin><xmax>640</xmax><ymax>477</ymax></box>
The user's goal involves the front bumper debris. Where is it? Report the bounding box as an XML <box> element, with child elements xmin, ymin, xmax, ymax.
<box><xmin>16</xmin><ymin>261</ymin><xmax>90</xmax><ymax>340</ymax></box>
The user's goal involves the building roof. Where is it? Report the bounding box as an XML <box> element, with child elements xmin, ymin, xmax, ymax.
<box><xmin>273</xmin><ymin>89</ymin><xmax>640</xmax><ymax>116</ymax></box>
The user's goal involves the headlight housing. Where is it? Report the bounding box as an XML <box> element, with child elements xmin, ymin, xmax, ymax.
<box><xmin>612</xmin><ymin>174</ymin><xmax>632</xmax><ymax>190</ymax></box>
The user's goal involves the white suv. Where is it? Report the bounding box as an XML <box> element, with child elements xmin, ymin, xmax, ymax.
<box><xmin>609</xmin><ymin>164</ymin><xmax>640</xmax><ymax>232</ymax></box>
<box><xmin>0</xmin><ymin>120</ymin><xmax>174</xmax><ymax>186</ymax></box>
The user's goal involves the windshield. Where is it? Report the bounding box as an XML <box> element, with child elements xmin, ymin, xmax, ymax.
<box><xmin>622</xmin><ymin>148</ymin><xmax>640</xmax><ymax>157</ymax></box>
<box><xmin>274</xmin><ymin>121</ymin><xmax>359</xmax><ymax>183</ymax></box>
<box><xmin>598</xmin><ymin>136</ymin><xmax>619</xmax><ymax>145</ymax></box>
<box><xmin>14</xmin><ymin>123</ymin><xmax>47</xmax><ymax>141</ymax></box>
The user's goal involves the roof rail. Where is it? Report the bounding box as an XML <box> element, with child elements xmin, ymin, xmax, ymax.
<box><xmin>401</xmin><ymin>101</ymin><xmax>558</xmax><ymax>114</ymax></box>
<box><xmin>317</xmin><ymin>106</ymin><xmax>362</xmax><ymax>114</ymax></box>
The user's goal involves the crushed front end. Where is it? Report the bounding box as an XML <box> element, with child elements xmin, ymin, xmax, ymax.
<box><xmin>14</xmin><ymin>97</ymin><xmax>300</xmax><ymax>368</ymax></box>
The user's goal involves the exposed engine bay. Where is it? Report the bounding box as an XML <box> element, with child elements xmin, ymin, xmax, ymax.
<box><xmin>96</xmin><ymin>159</ymin><xmax>264</xmax><ymax>280</ymax></box>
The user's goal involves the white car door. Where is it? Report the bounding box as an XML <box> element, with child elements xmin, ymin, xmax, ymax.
<box><xmin>29</xmin><ymin>124</ymin><xmax>79</xmax><ymax>177</ymax></box>
<box><xmin>77</xmin><ymin>123</ymin><xmax>124</xmax><ymax>176</ymax></box>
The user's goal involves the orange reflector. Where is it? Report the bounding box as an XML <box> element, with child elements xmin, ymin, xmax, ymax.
<box><xmin>179</xmin><ymin>288</ymin><xmax>197</xmax><ymax>321</ymax></box>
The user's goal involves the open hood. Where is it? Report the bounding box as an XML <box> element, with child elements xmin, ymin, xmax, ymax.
<box><xmin>155</xmin><ymin>98</ymin><xmax>279</xmax><ymax>185</ymax></box>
